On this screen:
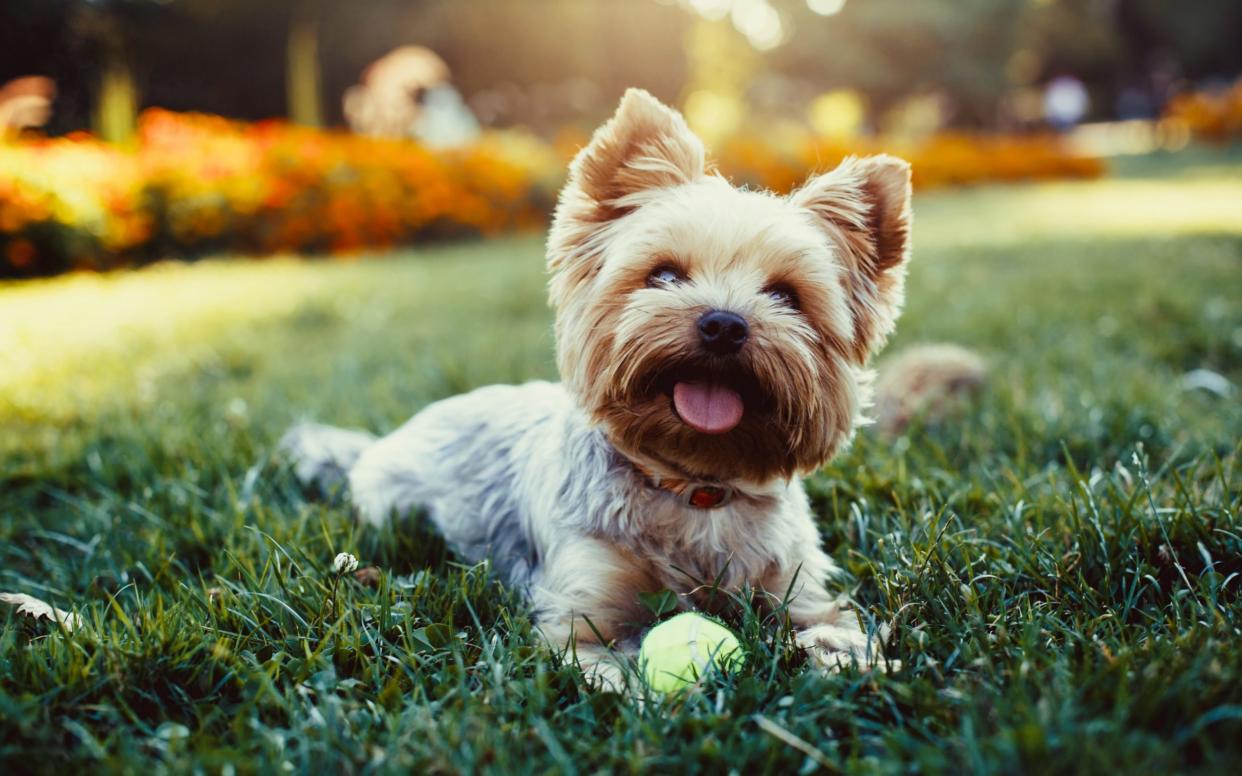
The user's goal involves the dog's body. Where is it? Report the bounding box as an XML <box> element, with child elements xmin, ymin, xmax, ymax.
<box><xmin>284</xmin><ymin>381</ymin><xmax>852</xmax><ymax>687</ymax></box>
<box><xmin>283</xmin><ymin>89</ymin><xmax>913</xmax><ymax>688</ymax></box>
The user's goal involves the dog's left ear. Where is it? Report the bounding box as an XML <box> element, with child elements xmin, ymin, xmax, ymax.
<box><xmin>790</xmin><ymin>154</ymin><xmax>912</xmax><ymax>362</ymax></box>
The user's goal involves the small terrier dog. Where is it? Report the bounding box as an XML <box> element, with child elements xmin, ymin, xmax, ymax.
<box><xmin>282</xmin><ymin>89</ymin><xmax>912</xmax><ymax>689</ymax></box>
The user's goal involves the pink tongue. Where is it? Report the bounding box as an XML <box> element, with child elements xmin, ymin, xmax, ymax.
<box><xmin>673</xmin><ymin>382</ymin><xmax>744</xmax><ymax>435</ymax></box>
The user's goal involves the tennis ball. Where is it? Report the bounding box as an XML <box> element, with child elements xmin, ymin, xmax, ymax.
<box><xmin>639</xmin><ymin>612</ymin><xmax>744</xmax><ymax>692</ymax></box>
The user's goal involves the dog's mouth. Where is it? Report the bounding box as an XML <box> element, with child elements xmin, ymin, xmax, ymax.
<box><xmin>646</xmin><ymin>363</ymin><xmax>770</xmax><ymax>435</ymax></box>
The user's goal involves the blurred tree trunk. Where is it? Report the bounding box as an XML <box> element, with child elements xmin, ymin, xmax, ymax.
<box><xmin>92</xmin><ymin>13</ymin><xmax>138</xmax><ymax>144</ymax></box>
<box><xmin>286</xmin><ymin>0</ymin><xmax>323</xmax><ymax>126</ymax></box>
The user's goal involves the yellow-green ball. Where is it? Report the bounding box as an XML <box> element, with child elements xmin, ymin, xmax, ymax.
<box><xmin>640</xmin><ymin>612</ymin><xmax>744</xmax><ymax>693</ymax></box>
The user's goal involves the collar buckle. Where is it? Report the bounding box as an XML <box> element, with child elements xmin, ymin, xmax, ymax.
<box><xmin>687</xmin><ymin>485</ymin><xmax>729</xmax><ymax>509</ymax></box>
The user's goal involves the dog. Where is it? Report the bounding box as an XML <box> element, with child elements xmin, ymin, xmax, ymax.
<box><xmin>281</xmin><ymin>88</ymin><xmax>912</xmax><ymax>690</ymax></box>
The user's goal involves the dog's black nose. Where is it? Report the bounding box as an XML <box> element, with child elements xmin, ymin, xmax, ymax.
<box><xmin>698</xmin><ymin>310</ymin><xmax>748</xmax><ymax>355</ymax></box>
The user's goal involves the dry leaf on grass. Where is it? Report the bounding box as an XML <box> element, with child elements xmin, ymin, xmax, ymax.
<box><xmin>0</xmin><ymin>592</ymin><xmax>82</xmax><ymax>631</ymax></box>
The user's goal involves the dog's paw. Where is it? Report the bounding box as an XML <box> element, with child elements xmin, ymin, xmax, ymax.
<box><xmin>580</xmin><ymin>658</ymin><xmax>631</xmax><ymax>694</ymax></box>
<box><xmin>796</xmin><ymin>622</ymin><xmax>897</xmax><ymax>673</ymax></box>
<box><xmin>566</xmin><ymin>647</ymin><xmax>636</xmax><ymax>695</ymax></box>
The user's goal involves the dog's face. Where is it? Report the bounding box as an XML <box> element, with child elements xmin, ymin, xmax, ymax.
<box><xmin>548</xmin><ymin>90</ymin><xmax>912</xmax><ymax>483</ymax></box>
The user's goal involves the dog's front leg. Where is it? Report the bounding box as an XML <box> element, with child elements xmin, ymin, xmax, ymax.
<box><xmin>529</xmin><ymin>537</ymin><xmax>657</xmax><ymax>692</ymax></box>
<box><xmin>765</xmin><ymin>545</ymin><xmax>891</xmax><ymax>671</ymax></box>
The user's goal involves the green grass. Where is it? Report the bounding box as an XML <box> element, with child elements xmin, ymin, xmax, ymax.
<box><xmin>2</xmin><ymin>149</ymin><xmax>1241</xmax><ymax>774</ymax></box>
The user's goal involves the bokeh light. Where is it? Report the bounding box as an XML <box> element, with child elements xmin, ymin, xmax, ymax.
<box><xmin>806</xmin><ymin>0</ymin><xmax>846</xmax><ymax>17</ymax></box>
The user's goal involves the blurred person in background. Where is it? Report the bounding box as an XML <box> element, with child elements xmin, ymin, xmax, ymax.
<box><xmin>0</xmin><ymin>76</ymin><xmax>54</xmax><ymax>137</ymax></box>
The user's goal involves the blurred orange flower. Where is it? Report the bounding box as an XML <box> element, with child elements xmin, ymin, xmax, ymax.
<box><xmin>1</xmin><ymin>108</ymin><xmax>1101</xmax><ymax>277</ymax></box>
<box><xmin>1163</xmin><ymin>78</ymin><xmax>1242</xmax><ymax>143</ymax></box>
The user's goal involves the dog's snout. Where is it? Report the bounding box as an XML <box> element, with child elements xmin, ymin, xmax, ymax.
<box><xmin>698</xmin><ymin>310</ymin><xmax>749</xmax><ymax>355</ymax></box>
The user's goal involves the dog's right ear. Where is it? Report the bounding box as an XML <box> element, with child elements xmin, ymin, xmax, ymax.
<box><xmin>570</xmin><ymin>88</ymin><xmax>705</xmax><ymax>214</ymax></box>
<box><xmin>548</xmin><ymin>90</ymin><xmax>705</xmax><ymax>278</ymax></box>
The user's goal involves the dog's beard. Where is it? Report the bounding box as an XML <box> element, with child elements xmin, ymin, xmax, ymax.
<box><xmin>585</xmin><ymin>334</ymin><xmax>857</xmax><ymax>483</ymax></box>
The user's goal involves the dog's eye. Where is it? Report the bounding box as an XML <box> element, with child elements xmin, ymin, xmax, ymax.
<box><xmin>647</xmin><ymin>265</ymin><xmax>687</xmax><ymax>288</ymax></box>
<box><xmin>764</xmin><ymin>284</ymin><xmax>799</xmax><ymax>309</ymax></box>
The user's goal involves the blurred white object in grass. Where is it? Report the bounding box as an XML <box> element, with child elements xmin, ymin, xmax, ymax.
<box><xmin>333</xmin><ymin>553</ymin><xmax>359</xmax><ymax>575</ymax></box>
<box><xmin>0</xmin><ymin>592</ymin><xmax>81</xmax><ymax>631</ymax></box>
<box><xmin>1180</xmin><ymin>368</ymin><xmax>1235</xmax><ymax>398</ymax></box>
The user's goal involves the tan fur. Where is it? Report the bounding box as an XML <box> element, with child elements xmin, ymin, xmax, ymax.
<box><xmin>789</xmin><ymin>155</ymin><xmax>913</xmax><ymax>363</ymax></box>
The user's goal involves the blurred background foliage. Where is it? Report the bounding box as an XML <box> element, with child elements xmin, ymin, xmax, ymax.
<box><xmin>5</xmin><ymin>0</ymin><xmax>1240</xmax><ymax>132</ymax></box>
<box><xmin>1</xmin><ymin>0</ymin><xmax>1240</xmax><ymax>277</ymax></box>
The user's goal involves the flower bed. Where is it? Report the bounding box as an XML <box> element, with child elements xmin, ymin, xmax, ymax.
<box><xmin>1163</xmin><ymin>78</ymin><xmax>1242</xmax><ymax>143</ymax></box>
<box><xmin>2</xmin><ymin>109</ymin><xmax>1101</xmax><ymax>277</ymax></box>
<box><xmin>1</xmin><ymin>110</ymin><xmax>558</xmax><ymax>276</ymax></box>
<box><xmin>715</xmin><ymin>132</ymin><xmax>1104</xmax><ymax>195</ymax></box>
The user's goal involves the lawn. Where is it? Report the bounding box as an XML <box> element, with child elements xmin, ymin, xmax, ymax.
<box><xmin>1</xmin><ymin>150</ymin><xmax>1240</xmax><ymax>773</ymax></box>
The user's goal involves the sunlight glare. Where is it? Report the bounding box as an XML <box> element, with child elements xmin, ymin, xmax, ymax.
<box><xmin>807</xmin><ymin>0</ymin><xmax>846</xmax><ymax>17</ymax></box>
<box><xmin>732</xmin><ymin>0</ymin><xmax>785</xmax><ymax>50</ymax></box>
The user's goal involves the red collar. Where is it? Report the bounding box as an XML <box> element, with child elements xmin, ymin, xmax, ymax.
<box><xmin>687</xmin><ymin>485</ymin><xmax>730</xmax><ymax>509</ymax></box>
<box><xmin>625</xmin><ymin>457</ymin><xmax>733</xmax><ymax>510</ymax></box>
